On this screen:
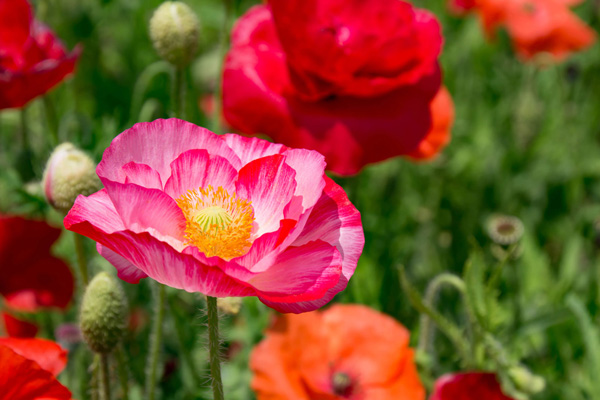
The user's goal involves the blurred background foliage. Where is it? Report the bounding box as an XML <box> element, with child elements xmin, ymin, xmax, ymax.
<box><xmin>1</xmin><ymin>0</ymin><xmax>600</xmax><ymax>399</ymax></box>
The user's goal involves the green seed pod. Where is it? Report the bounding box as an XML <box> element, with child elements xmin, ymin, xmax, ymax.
<box><xmin>149</xmin><ymin>1</ymin><xmax>200</xmax><ymax>67</ymax></box>
<box><xmin>42</xmin><ymin>143</ymin><xmax>102</xmax><ymax>214</ymax></box>
<box><xmin>80</xmin><ymin>272</ymin><xmax>128</xmax><ymax>354</ymax></box>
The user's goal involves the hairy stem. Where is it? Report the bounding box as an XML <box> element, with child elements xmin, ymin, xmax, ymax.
<box><xmin>99</xmin><ymin>353</ymin><xmax>111</xmax><ymax>400</ymax></box>
<box><xmin>206</xmin><ymin>296</ymin><xmax>224</xmax><ymax>400</ymax></box>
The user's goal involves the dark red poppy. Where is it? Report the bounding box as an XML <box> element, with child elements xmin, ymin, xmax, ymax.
<box><xmin>250</xmin><ymin>304</ymin><xmax>425</xmax><ymax>400</ymax></box>
<box><xmin>0</xmin><ymin>216</ymin><xmax>74</xmax><ymax>322</ymax></box>
<box><xmin>0</xmin><ymin>337</ymin><xmax>71</xmax><ymax>399</ymax></box>
<box><xmin>222</xmin><ymin>0</ymin><xmax>453</xmax><ymax>176</ymax></box>
<box><xmin>430</xmin><ymin>372</ymin><xmax>515</xmax><ymax>400</ymax></box>
<box><xmin>0</xmin><ymin>0</ymin><xmax>80</xmax><ymax>110</ymax></box>
<box><xmin>451</xmin><ymin>0</ymin><xmax>596</xmax><ymax>61</ymax></box>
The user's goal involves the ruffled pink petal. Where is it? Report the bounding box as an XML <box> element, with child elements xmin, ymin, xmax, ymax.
<box><xmin>251</xmin><ymin>240</ymin><xmax>342</xmax><ymax>303</ymax></box>
<box><xmin>97</xmin><ymin>119</ymin><xmax>242</xmax><ymax>184</ymax></box>
<box><xmin>121</xmin><ymin>162</ymin><xmax>163</xmax><ymax>190</ymax></box>
<box><xmin>97</xmin><ymin>243</ymin><xmax>148</xmax><ymax>284</ymax></box>
<box><xmin>222</xmin><ymin>134</ymin><xmax>287</xmax><ymax>167</ymax></box>
<box><xmin>163</xmin><ymin>149</ymin><xmax>238</xmax><ymax>199</ymax></box>
<box><xmin>235</xmin><ymin>154</ymin><xmax>297</xmax><ymax>237</ymax></box>
<box><xmin>281</xmin><ymin>149</ymin><xmax>326</xmax><ymax>219</ymax></box>
<box><xmin>65</xmin><ymin>189</ymin><xmax>125</xmax><ymax>234</ymax></box>
<box><xmin>284</xmin><ymin>176</ymin><xmax>364</xmax><ymax>310</ymax></box>
<box><xmin>102</xmin><ymin>180</ymin><xmax>186</xmax><ymax>246</ymax></box>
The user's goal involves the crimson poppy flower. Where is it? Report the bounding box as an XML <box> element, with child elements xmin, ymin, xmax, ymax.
<box><xmin>0</xmin><ymin>216</ymin><xmax>74</xmax><ymax>336</ymax></box>
<box><xmin>451</xmin><ymin>0</ymin><xmax>596</xmax><ymax>61</ymax></box>
<box><xmin>0</xmin><ymin>0</ymin><xmax>80</xmax><ymax>109</ymax></box>
<box><xmin>0</xmin><ymin>337</ymin><xmax>71</xmax><ymax>399</ymax></box>
<box><xmin>222</xmin><ymin>0</ymin><xmax>453</xmax><ymax>176</ymax></box>
<box><xmin>65</xmin><ymin>119</ymin><xmax>363</xmax><ymax>313</ymax></box>
<box><xmin>250</xmin><ymin>304</ymin><xmax>425</xmax><ymax>399</ymax></box>
<box><xmin>430</xmin><ymin>372</ymin><xmax>514</xmax><ymax>400</ymax></box>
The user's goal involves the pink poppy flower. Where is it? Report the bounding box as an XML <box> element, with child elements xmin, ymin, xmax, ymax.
<box><xmin>430</xmin><ymin>372</ymin><xmax>514</xmax><ymax>400</ymax></box>
<box><xmin>64</xmin><ymin>119</ymin><xmax>364</xmax><ymax>313</ymax></box>
<box><xmin>222</xmin><ymin>0</ymin><xmax>453</xmax><ymax>176</ymax></box>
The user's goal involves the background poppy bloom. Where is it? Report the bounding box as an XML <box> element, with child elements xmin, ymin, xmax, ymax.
<box><xmin>0</xmin><ymin>0</ymin><xmax>80</xmax><ymax>109</ymax></box>
<box><xmin>0</xmin><ymin>216</ymin><xmax>74</xmax><ymax>337</ymax></box>
<box><xmin>65</xmin><ymin>119</ymin><xmax>364</xmax><ymax>313</ymax></box>
<box><xmin>250</xmin><ymin>304</ymin><xmax>425</xmax><ymax>399</ymax></box>
<box><xmin>0</xmin><ymin>337</ymin><xmax>71</xmax><ymax>399</ymax></box>
<box><xmin>222</xmin><ymin>0</ymin><xmax>453</xmax><ymax>176</ymax></box>
<box><xmin>430</xmin><ymin>372</ymin><xmax>514</xmax><ymax>400</ymax></box>
<box><xmin>450</xmin><ymin>0</ymin><xmax>596</xmax><ymax>61</ymax></box>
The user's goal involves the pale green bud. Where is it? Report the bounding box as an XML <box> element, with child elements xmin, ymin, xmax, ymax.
<box><xmin>149</xmin><ymin>2</ymin><xmax>200</xmax><ymax>67</ymax></box>
<box><xmin>42</xmin><ymin>143</ymin><xmax>102</xmax><ymax>213</ymax></box>
<box><xmin>508</xmin><ymin>366</ymin><xmax>546</xmax><ymax>395</ymax></box>
<box><xmin>80</xmin><ymin>272</ymin><xmax>128</xmax><ymax>354</ymax></box>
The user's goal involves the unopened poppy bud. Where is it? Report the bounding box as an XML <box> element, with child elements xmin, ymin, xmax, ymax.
<box><xmin>80</xmin><ymin>272</ymin><xmax>128</xmax><ymax>354</ymax></box>
<box><xmin>149</xmin><ymin>2</ymin><xmax>199</xmax><ymax>67</ymax></box>
<box><xmin>42</xmin><ymin>143</ymin><xmax>101</xmax><ymax>213</ymax></box>
<box><xmin>508</xmin><ymin>366</ymin><xmax>546</xmax><ymax>395</ymax></box>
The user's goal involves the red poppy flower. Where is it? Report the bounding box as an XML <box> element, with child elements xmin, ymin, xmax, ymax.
<box><xmin>250</xmin><ymin>304</ymin><xmax>425</xmax><ymax>399</ymax></box>
<box><xmin>1</xmin><ymin>312</ymin><xmax>38</xmax><ymax>338</ymax></box>
<box><xmin>430</xmin><ymin>372</ymin><xmax>514</xmax><ymax>400</ymax></box>
<box><xmin>0</xmin><ymin>216</ymin><xmax>74</xmax><ymax>336</ymax></box>
<box><xmin>0</xmin><ymin>0</ymin><xmax>80</xmax><ymax>109</ymax></box>
<box><xmin>222</xmin><ymin>0</ymin><xmax>453</xmax><ymax>176</ymax></box>
<box><xmin>0</xmin><ymin>337</ymin><xmax>71</xmax><ymax>399</ymax></box>
<box><xmin>451</xmin><ymin>0</ymin><xmax>596</xmax><ymax>61</ymax></box>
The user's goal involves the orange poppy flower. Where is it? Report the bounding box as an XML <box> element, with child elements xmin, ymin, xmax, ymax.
<box><xmin>408</xmin><ymin>87</ymin><xmax>455</xmax><ymax>160</ymax></box>
<box><xmin>452</xmin><ymin>0</ymin><xmax>596</xmax><ymax>61</ymax></box>
<box><xmin>250</xmin><ymin>304</ymin><xmax>425</xmax><ymax>400</ymax></box>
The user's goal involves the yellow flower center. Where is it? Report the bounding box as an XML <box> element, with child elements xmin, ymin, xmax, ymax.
<box><xmin>176</xmin><ymin>185</ymin><xmax>254</xmax><ymax>260</ymax></box>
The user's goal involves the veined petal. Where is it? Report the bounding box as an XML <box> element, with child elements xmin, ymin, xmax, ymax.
<box><xmin>236</xmin><ymin>154</ymin><xmax>297</xmax><ymax>237</ymax></box>
<box><xmin>222</xmin><ymin>133</ymin><xmax>287</xmax><ymax>167</ymax></box>
<box><xmin>163</xmin><ymin>149</ymin><xmax>238</xmax><ymax>199</ymax></box>
<box><xmin>252</xmin><ymin>241</ymin><xmax>342</xmax><ymax>307</ymax></box>
<box><xmin>97</xmin><ymin>243</ymin><xmax>148</xmax><ymax>284</ymax></box>
<box><xmin>121</xmin><ymin>161</ymin><xmax>163</xmax><ymax>190</ymax></box>
<box><xmin>97</xmin><ymin>119</ymin><xmax>242</xmax><ymax>184</ymax></box>
<box><xmin>102</xmin><ymin>180</ymin><xmax>186</xmax><ymax>247</ymax></box>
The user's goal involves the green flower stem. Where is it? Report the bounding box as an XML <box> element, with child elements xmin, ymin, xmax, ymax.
<box><xmin>172</xmin><ymin>67</ymin><xmax>186</xmax><ymax>119</ymax></box>
<box><xmin>99</xmin><ymin>353</ymin><xmax>111</xmax><ymax>400</ymax></box>
<box><xmin>20</xmin><ymin>108</ymin><xmax>29</xmax><ymax>151</ymax></box>
<box><xmin>115</xmin><ymin>346</ymin><xmax>129</xmax><ymax>400</ymax></box>
<box><xmin>130</xmin><ymin>61</ymin><xmax>170</xmax><ymax>124</ymax></box>
<box><xmin>43</xmin><ymin>96</ymin><xmax>59</xmax><ymax>145</ymax></box>
<box><xmin>206</xmin><ymin>296</ymin><xmax>225</xmax><ymax>400</ymax></box>
<box><xmin>399</xmin><ymin>267</ymin><xmax>472</xmax><ymax>367</ymax></box>
<box><xmin>146</xmin><ymin>282</ymin><xmax>166</xmax><ymax>400</ymax></box>
<box><xmin>212</xmin><ymin>0</ymin><xmax>234</xmax><ymax>134</ymax></box>
<box><xmin>73</xmin><ymin>233</ymin><xmax>90</xmax><ymax>286</ymax></box>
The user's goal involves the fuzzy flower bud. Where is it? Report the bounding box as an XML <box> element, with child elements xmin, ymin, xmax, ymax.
<box><xmin>508</xmin><ymin>366</ymin><xmax>546</xmax><ymax>395</ymax></box>
<box><xmin>42</xmin><ymin>143</ymin><xmax>102</xmax><ymax>213</ymax></box>
<box><xmin>80</xmin><ymin>272</ymin><xmax>128</xmax><ymax>354</ymax></box>
<box><xmin>149</xmin><ymin>2</ymin><xmax>200</xmax><ymax>67</ymax></box>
